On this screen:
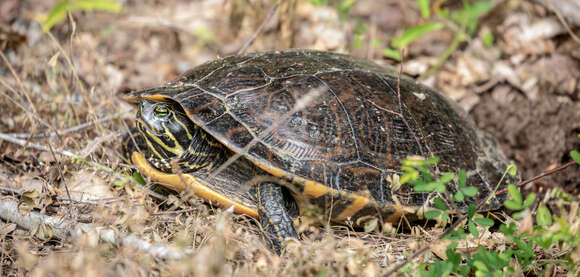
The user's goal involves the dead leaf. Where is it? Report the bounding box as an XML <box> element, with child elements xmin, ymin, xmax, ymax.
<box><xmin>68</xmin><ymin>170</ymin><xmax>114</xmax><ymax>201</ymax></box>
<box><xmin>33</xmin><ymin>223</ymin><xmax>54</xmax><ymax>241</ymax></box>
<box><xmin>519</xmin><ymin>212</ymin><xmax>534</xmax><ymax>234</ymax></box>
<box><xmin>18</xmin><ymin>189</ymin><xmax>40</xmax><ymax>214</ymax></box>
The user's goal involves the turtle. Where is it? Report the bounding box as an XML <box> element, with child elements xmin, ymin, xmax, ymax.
<box><xmin>122</xmin><ymin>50</ymin><xmax>518</xmax><ymax>253</ymax></box>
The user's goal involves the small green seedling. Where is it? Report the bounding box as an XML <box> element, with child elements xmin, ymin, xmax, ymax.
<box><xmin>504</xmin><ymin>184</ymin><xmax>536</xmax><ymax>219</ymax></box>
<box><xmin>41</xmin><ymin>0</ymin><xmax>122</xmax><ymax>32</ymax></box>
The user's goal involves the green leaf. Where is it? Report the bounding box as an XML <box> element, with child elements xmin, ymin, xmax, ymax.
<box><xmin>462</xmin><ymin>186</ymin><xmax>478</xmax><ymax>197</ymax></box>
<box><xmin>507</xmin><ymin>184</ymin><xmax>522</xmax><ymax>204</ymax></box>
<box><xmin>451</xmin><ymin>1</ymin><xmax>494</xmax><ymax>34</ymax></box>
<box><xmin>468</xmin><ymin>220</ymin><xmax>479</xmax><ymax>237</ymax></box>
<box><xmin>504</xmin><ymin>199</ymin><xmax>521</xmax><ymax>211</ymax></box>
<box><xmin>507</xmin><ymin>164</ymin><xmax>517</xmax><ymax>176</ymax></box>
<box><xmin>433</xmin><ymin>197</ymin><xmax>447</xmax><ymax>210</ymax></box>
<box><xmin>522</xmin><ymin>193</ymin><xmax>536</xmax><ymax>208</ymax></box>
<box><xmin>426</xmin><ymin>156</ymin><xmax>439</xmax><ymax>164</ymax></box>
<box><xmin>42</xmin><ymin>0</ymin><xmax>68</xmax><ymax>32</ymax></box>
<box><xmin>435</xmin><ymin>7</ymin><xmax>449</xmax><ymax>19</ymax></box>
<box><xmin>467</xmin><ymin>204</ymin><xmax>476</xmax><ymax>219</ymax></box>
<box><xmin>132</xmin><ymin>171</ymin><xmax>146</xmax><ymax>186</ymax></box>
<box><xmin>439</xmin><ymin>172</ymin><xmax>454</xmax><ymax>184</ymax></box>
<box><xmin>417</xmin><ymin>0</ymin><xmax>431</xmax><ymax>19</ymax></box>
<box><xmin>402</xmin><ymin>158</ymin><xmax>426</xmax><ymax>167</ymax></box>
<box><xmin>457</xmin><ymin>169</ymin><xmax>466</xmax><ymax>186</ymax></box>
<box><xmin>70</xmin><ymin>0</ymin><xmax>122</xmax><ymax>12</ymax></box>
<box><xmin>382</xmin><ymin>48</ymin><xmax>401</xmax><ymax>61</ymax></box>
<box><xmin>536</xmin><ymin>204</ymin><xmax>552</xmax><ymax>226</ymax></box>
<box><xmin>307</xmin><ymin>0</ymin><xmax>329</xmax><ymax>5</ymax></box>
<box><xmin>474</xmin><ymin>217</ymin><xmax>495</xmax><ymax>227</ymax></box>
<box><xmin>441</xmin><ymin>211</ymin><xmax>449</xmax><ymax>222</ymax></box>
<box><xmin>454</xmin><ymin>191</ymin><xmax>464</xmax><ymax>202</ymax></box>
<box><xmin>473</xmin><ymin>260</ymin><xmax>488</xmax><ymax>271</ymax></box>
<box><xmin>352</xmin><ymin>23</ymin><xmax>368</xmax><ymax>49</ymax></box>
<box><xmin>512</xmin><ymin>211</ymin><xmax>524</xmax><ymax>220</ymax></box>
<box><xmin>434</xmin><ymin>182</ymin><xmax>446</xmax><ymax>193</ymax></box>
<box><xmin>42</xmin><ymin>0</ymin><xmax>122</xmax><ymax>32</ymax></box>
<box><xmin>424</xmin><ymin>210</ymin><xmax>441</xmax><ymax>219</ymax></box>
<box><xmin>571</xmin><ymin>150</ymin><xmax>580</xmax><ymax>165</ymax></box>
<box><xmin>415</xmin><ymin>182</ymin><xmax>437</xmax><ymax>192</ymax></box>
<box><xmin>391</xmin><ymin>22</ymin><xmax>444</xmax><ymax>49</ymax></box>
<box><xmin>482</xmin><ymin>30</ymin><xmax>494</xmax><ymax>47</ymax></box>
<box><xmin>499</xmin><ymin>222</ymin><xmax>516</xmax><ymax>235</ymax></box>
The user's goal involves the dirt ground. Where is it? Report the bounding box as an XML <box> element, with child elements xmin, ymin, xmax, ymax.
<box><xmin>1</xmin><ymin>0</ymin><xmax>579</xmax><ymax>276</ymax></box>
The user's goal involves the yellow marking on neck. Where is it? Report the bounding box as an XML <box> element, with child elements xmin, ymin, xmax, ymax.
<box><xmin>132</xmin><ymin>152</ymin><xmax>258</xmax><ymax>218</ymax></box>
<box><xmin>143</xmin><ymin>133</ymin><xmax>168</xmax><ymax>161</ymax></box>
<box><xmin>201</xmin><ymin>131</ymin><xmax>222</xmax><ymax>147</ymax></box>
<box><xmin>174</xmin><ymin>112</ymin><xmax>193</xmax><ymax>140</ymax></box>
<box><xmin>161</xmin><ymin>122</ymin><xmax>185</xmax><ymax>155</ymax></box>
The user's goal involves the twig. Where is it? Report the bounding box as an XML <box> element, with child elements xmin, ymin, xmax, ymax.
<box><xmin>0</xmin><ymin>185</ymin><xmax>124</xmax><ymax>205</ymax></box>
<box><xmin>0</xmin><ymin>198</ymin><xmax>193</xmax><ymax>259</ymax></box>
<box><xmin>548</xmin><ymin>1</ymin><xmax>580</xmax><ymax>44</ymax></box>
<box><xmin>237</xmin><ymin>4</ymin><xmax>279</xmax><ymax>55</ymax></box>
<box><xmin>8</xmin><ymin>115</ymin><xmax>120</xmax><ymax>139</ymax></box>
<box><xmin>151</xmin><ymin>207</ymin><xmax>198</xmax><ymax>216</ymax></box>
<box><xmin>495</xmin><ymin>160</ymin><xmax>577</xmax><ymax>196</ymax></box>
<box><xmin>0</xmin><ymin>132</ymin><xmax>78</xmax><ymax>158</ymax></box>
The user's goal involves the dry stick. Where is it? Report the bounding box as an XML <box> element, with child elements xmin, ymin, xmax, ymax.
<box><xmin>548</xmin><ymin>2</ymin><xmax>580</xmax><ymax>44</ymax></box>
<box><xmin>0</xmin><ymin>132</ymin><xmax>78</xmax><ymax>159</ymax></box>
<box><xmin>0</xmin><ymin>185</ymin><xmax>123</xmax><ymax>205</ymax></box>
<box><xmin>0</xmin><ymin>198</ymin><xmax>193</xmax><ymax>259</ymax></box>
<box><xmin>384</xmin><ymin>159</ymin><xmax>578</xmax><ymax>276</ymax></box>
<box><xmin>495</xmin><ymin>160</ymin><xmax>577</xmax><ymax>196</ymax></box>
<box><xmin>8</xmin><ymin>115</ymin><xmax>120</xmax><ymax>139</ymax></box>
<box><xmin>237</xmin><ymin>3</ymin><xmax>279</xmax><ymax>55</ymax></box>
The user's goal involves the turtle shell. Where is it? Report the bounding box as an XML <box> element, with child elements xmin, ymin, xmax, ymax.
<box><xmin>131</xmin><ymin>50</ymin><xmax>516</xmax><ymax>212</ymax></box>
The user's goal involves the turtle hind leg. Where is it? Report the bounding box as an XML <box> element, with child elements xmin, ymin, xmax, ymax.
<box><xmin>257</xmin><ymin>182</ymin><xmax>298</xmax><ymax>254</ymax></box>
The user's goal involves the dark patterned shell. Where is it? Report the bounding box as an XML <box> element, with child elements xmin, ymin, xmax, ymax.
<box><xmin>134</xmin><ymin>50</ymin><xmax>515</xmax><ymax>209</ymax></box>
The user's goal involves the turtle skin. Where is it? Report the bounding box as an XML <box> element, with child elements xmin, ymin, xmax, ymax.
<box><xmin>126</xmin><ymin>50</ymin><xmax>518</xmax><ymax>251</ymax></box>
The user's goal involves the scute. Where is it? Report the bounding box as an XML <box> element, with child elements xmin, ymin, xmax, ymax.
<box><xmin>132</xmin><ymin>50</ymin><xmax>515</xmax><ymax>210</ymax></box>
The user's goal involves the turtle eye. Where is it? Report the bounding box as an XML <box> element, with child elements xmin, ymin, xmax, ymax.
<box><xmin>154</xmin><ymin>105</ymin><xmax>170</xmax><ymax>118</ymax></box>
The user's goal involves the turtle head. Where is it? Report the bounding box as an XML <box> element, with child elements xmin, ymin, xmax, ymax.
<box><xmin>136</xmin><ymin>99</ymin><xmax>195</xmax><ymax>161</ymax></box>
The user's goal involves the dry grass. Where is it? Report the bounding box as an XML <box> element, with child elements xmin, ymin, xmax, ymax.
<box><xmin>1</xmin><ymin>0</ymin><xmax>579</xmax><ymax>276</ymax></box>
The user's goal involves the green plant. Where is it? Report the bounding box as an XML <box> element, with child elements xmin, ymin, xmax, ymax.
<box><xmin>307</xmin><ymin>0</ymin><xmax>357</xmax><ymax>20</ymax></box>
<box><xmin>399</xmin><ymin>155</ymin><xmax>580</xmax><ymax>276</ymax></box>
<box><xmin>383</xmin><ymin>0</ymin><xmax>495</xmax><ymax>78</ymax></box>
<box><xmin>41</xmin><ymin>0</ymin><xmax>122</xmax><ymax>32</ymax></box>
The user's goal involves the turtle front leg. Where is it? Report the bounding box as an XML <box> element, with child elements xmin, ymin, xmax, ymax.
<box><xmin>257</xmin><ymin>182</ymin><xmax>298</xmax><ymax>254</ymax></box>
